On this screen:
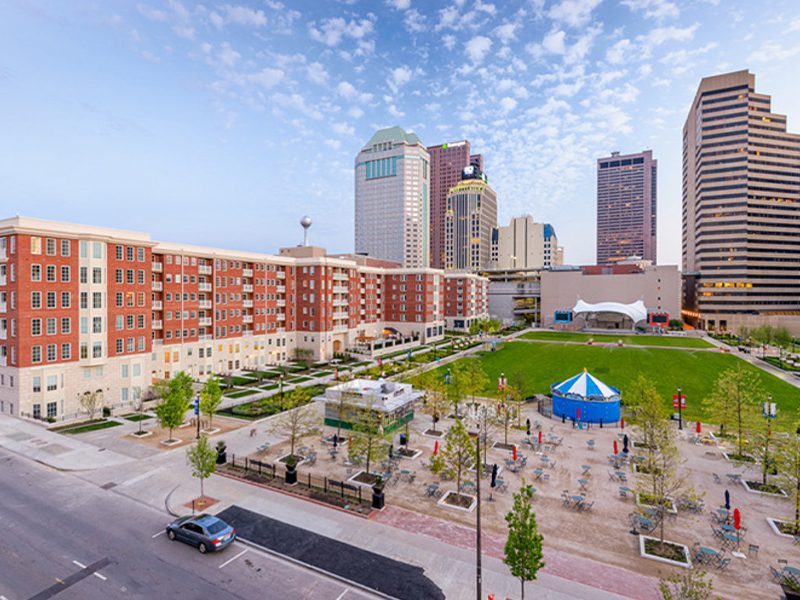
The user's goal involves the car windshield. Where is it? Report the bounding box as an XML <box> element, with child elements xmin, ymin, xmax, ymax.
<box><xmin>205</xmin><ymin>520</ymin><xmax>227</xmax><ymax>535</ymax></box>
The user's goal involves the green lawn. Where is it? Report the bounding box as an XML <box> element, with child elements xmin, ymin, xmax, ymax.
<box><xmin>414</xmin><ymin>341</ymin><xmax>800</xmax><ymax>429</ymax></box>
<box><xmin>60</xmin><ymin>420</ymin><xmax>123</xmax><ymax>434</ymax></box>
<box><xmin>287</xmin><ymin>376</ymin><xmax>313</xmax><ymax>384</ymax></box>
<box><xmin>520</xmin><ymin>331</ymin><xmax>713</xmax><ymax>348</ymax></box>
<box><xmin>122</xmin><ymin>414</ymin><xmax>152</xmax><ymax>422</ymax></box>
<box><xmin>224</xmin><ymin>388</ymin><xmax>260</xmax><ymax>399</ymax></box>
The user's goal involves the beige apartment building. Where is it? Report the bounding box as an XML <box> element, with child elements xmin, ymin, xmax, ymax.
<box><xmin>682</xmin><ymin>70</ymin><xmax>800</xmax><ymax>334</ymax></box>
<box><xmin>491</xmin><ymin>215</ymin><xmax>563</xmax><ymax>270</ymax></box>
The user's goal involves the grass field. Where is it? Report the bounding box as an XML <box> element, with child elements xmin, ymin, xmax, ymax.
<box><xmin>224</xmin><ymin>388</ymin><xmax>260</xmax><ymax>399</ymax></box>
<box><xmin>122</xmin><ymin>414</ymin><xmax>152</xmax><ymax>422</ymax></box>
<box><xmin>60</xmin><ymin>420</ymin><xmax>123</xmax><ymax>434</ymax></box>
<box><xmin>414</xmin><ymin>341</ymin><xmax>800</xmax><ymax>429</ymax></box>
<box><xmin>520</xmin><ymin>331</ymin><xmax>713</xmax><ymax>348</ymax></box>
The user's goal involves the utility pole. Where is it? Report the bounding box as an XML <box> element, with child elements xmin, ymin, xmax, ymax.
<box><xmin>475</xmin><ymin>434</ymin><xmax>482</xmax><ymax>599</ymax></box>
<box><xmin>677</xmin><ymin>386</ymin><xmax>684</xmax><ymax>431</ymax></box>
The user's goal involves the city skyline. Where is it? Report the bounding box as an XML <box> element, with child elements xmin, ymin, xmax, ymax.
<box><xmin>3</xmin><ymin>1</ymin><xmax>800</xmax><ymax>265</ymax></box>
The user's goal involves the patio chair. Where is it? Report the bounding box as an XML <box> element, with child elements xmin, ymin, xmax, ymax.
<box><xmin>542</xmin><ymin>473</ymin><xmax>550</xmax><ymax>483</ymax></box>
<box><xmin>770</xmin><ymin>566</ymin><xmax>784</xmax><ymax>583</ymax></box>
<box><xmin>794</xmin><ymin>535</ymin><xmax>800</xmax><ymax>545</ymax></box>
<box><xmin>496</xmin><ymin>480</ymin><xmax>508</xmax><ymax>493</ymax></box>
<box><xmin>580</xmin><ymin>501</ymin><xmax>594</xmax><ymax>512</ymax></box>
<box><xmin>712</xmin><ymin>473</ymin><xmax>722</xmax><ymax>484</ymax></box>
<box><xmin>716</xmin><ymin>557</ymin><xmax>730</xmax><ymax>571</ymax></box>
<box><xmin>747</xmin><ymin>544</ymin><xmax>759</xmax><ymax>558</ymax></box>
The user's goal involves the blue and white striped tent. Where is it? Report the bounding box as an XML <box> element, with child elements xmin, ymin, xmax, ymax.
<box><xmin>550</xmin><ymin>369</ymin><xmax>621</xmax><ymax>423</ymax></box>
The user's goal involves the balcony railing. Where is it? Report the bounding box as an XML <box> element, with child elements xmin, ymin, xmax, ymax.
<box><xmin>152</xmin><ymin>300</ymin><xmax>163</xmax><ymax>310</ymax></box>
<box><xmin>243</xmin><ymin>299</ymin><xmax>253</xmax><ymax>308</ymax></box>
<box><xmin>199</xmin><ymin>317</ymin><xmax>212</xmax><ymax>326</ymax></box>
<box><xmin>333</xmin><ymin>286</ymin><xmax>348</xmax><ymax>294</ymax></box>
<box><xmin>276</xmin><ymin>271</ymin><xmax>286</xmax><ymax>279</ymax></box>
<box><xmin>243</xmin><ymin>268</ymin><xmax>253</xmax><ymax>277</ymax></box>
<box><xmin>242</xmin><ymin>330</ymin><xmax>253</xmax><ymax>337</ymax></box>
<box><xmin>333</xmin><ymin>272</ymin><xmax>348</xmax><ymax>281</ymax></box>
<box><xmin>199</xmin><ymin>300</ymin><xmax>212</xmax><ymax>309</ymax></box>
<box><xmin>199</xmin><ymin>283</ymin><xmax>212</xmax><ymax>292</ymax></box>
<box><xmin>277</xmin><ymin>313</ymin><xmax>286</xmax><ymax>321</ymax></box>
<box><xmin>277</xmin><ymin>299</ymin><xmax>286</xmax><ymax>307</ymax></box>
<box><xmin>199</xmin><ymin>265</ymin><xmax>212</xmax><ymax>275</ymax></box>
<box><xmin>243</xmin><ymin>315</ymin><xmax>253</xmax><ymax>324</ymax></box>
<box><xmin>276</xmin><ymin>285</ymin><xmax>286</xmax><ymax>293</ymax></box>
<box><xmin>151</xmin><ymin>281</ymin><xmax>163</xmax><ymax>291</ymax></box>
<box><xmin>333</xmin><ymin>311</ymin><xmax>349</xmax><ymax>320</ymax></box>
<box><xmin>152</xmin><ymin>320</ymin><xmax>163</xmax><ymax>330</ymax></box>
<box><xmin>152</xmin><ymin>262</ymin><xmax>163</xmax><ymax>273</ymax></box>
<box><xmin>199</xmin><ymin>333</ymin><xmax>212</xmax><ymax>341</ymax></box>
<box><xmin>243</xmin><ymin>284</ymin><xmax>253</xmax><ymax>293</ymax></box>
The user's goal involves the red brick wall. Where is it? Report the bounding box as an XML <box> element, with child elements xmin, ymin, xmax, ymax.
<box><xmin>107</xmin><ymin>242</ymin><xmax>152</xmax><ymax>357</ymax></box>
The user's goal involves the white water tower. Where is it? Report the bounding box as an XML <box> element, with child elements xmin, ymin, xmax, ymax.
<box><xmin>300</xmin><ymin>215</ymin><xmax>312</xmax><ymax>247</ymax></box>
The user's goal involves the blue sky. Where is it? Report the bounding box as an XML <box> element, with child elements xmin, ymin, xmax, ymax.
<box><xmin>2</xmin><ymin>0</ymin><xmax>800</xmax><ymax>265</ymax></box>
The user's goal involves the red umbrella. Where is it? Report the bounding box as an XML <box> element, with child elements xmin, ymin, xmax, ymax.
<box><xmin>512</xmin><ymin>445</ymin><xmax>517</xmax><ymax>461</ymax></box>
<box><xmin>620</xmin><ymin>417</ymin><xmax>625</xmax><ymax>429</ymax></box>
<box><xmin>696</xmin><ymin>420</ymin><xmax>701</xmax><ymax>434</ymax></box>
<box><xmin>538</xmin><ymin>430</ymin><xmax>543</xmax><ymax>444</ymax></box>
<box><xmin>613</xmin><ymin>440</ymin><xmax>619</xmax><ymax>455</ymax></box>
<box><xmin>733</xmin><ymin>508</ymin><xmax>741</xmax><ymax>530</ymax></box>
<box><xmin>433</xmin><ymin>440</ymin><xmax>439</xmax><ymax>456</ymax></box>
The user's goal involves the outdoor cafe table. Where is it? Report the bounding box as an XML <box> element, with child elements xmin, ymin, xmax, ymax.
<box><xmin>783</xmin><ymin>566</ymin><xmax>800</xmax><ymax>578</ymax></box>
<box><xmin>695</xmin><ymin>547</ymin><xmax>720</xmax><ymax>563</ymax></box>
<box><xmin>533</xmin><ymin>469</ymin><xmax>545</xmax><ymax>480</ymax></box>
<box><xmin>578</xmin><ymin>478</ymin><xmax>590</xmax><ymax>492</ymax></box>
<box><xmin>570</xmin><ymin>495</ymin><xmax>585</xmax><ymax>507</ymax></box>
<box><xmin>581</xmin><ymin>465</ymin><xmax>591</xmax><ymax>475</ymax></box>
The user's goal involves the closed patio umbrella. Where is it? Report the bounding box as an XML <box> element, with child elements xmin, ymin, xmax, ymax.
<box><xmin>491</xmin><ymin>464</ymin><xmax>498</xmax><ymax>488</ymax></box>
<box><xmin>538</xmin><ymin>430</ymin><xmax>543</xmax><ymax>444</ymax></box>
<box><xmin>623</xmin><ymin>434</ymin><xmax>629</xmax><ymax>453</ymax></box>
<box><xmin>696</xmin><ymin>421</ymin><xmax>701</xmax><ymax>434</ymax></box>
<box><xmin>613</xmin><ymin>440</ymin><xmax>618</xmax><ymax>455</ymax></box>
<box><xmin>512</xmin><ymin>445</ymin><xmax>517</xmax><ymax>461</ymax></box>
<box><xmin>433</xmin><ymin>440</ymin><xmax>439</xmax><ymax>455</ymax></box>
<box><xmin>725</xmin><ymin>489</ymin><xmax>730</xmax><ymax>510</ymax></box>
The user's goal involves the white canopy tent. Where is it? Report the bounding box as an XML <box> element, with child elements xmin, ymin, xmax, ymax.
<box><xmin>571</xmin><ymin>299</ymin><xmax>648</xmax><ymax>324</ymax></box>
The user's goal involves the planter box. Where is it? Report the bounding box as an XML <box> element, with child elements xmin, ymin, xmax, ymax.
<box><xmin>396</xmin><ymin>448</ymin><xmax>422</xmax><ymax>460</ymax></box>
<box><xmin>636</xmin><ymin>493</ymin><xmax>677</xmax><ymax>515</ymax></box>
<box><xmin>767</xmin><ymin>517</ymin><xmax>799</xmax><ymax>539</ymax></box>
<box><xmin>492</xmin><ymin>441</ymin><xmax>516</xmax><ymax>451</ymax></box>
<box><xmin>721</xmin><ymin>451</ymin><xmax>756</xmax><ymax>464</ymax></box>
<box><xmin>202</xmin><ymin>427</ymin><xmax>221</xmax><ymax>435</ymax></box>
<box><xmin>638</xmin><ymin>535</ymin><xmax>691</xmax><ymax>568</ymax></box>
<box><xmin>781</xmin><ymin>583</ymin><xmax>800</xmax><ymax>600</ymax></box>
<box><xmin>160</xmin><ymin>438</ymin><xmax>183</xmax><ymax>447</ymax></box>
<box><xmin>348</xmin><ymin>470</ymin><xmax>382</xmax><ymax>488</ymax></box>
<box><xmin>423</xmin><ymin>429</ymin><xmax>444</xmax><ymax>438</ymax></box>
<box><xmin>129</xmin><ymin>430</ymin><xmax>153</xmax><ymax>438</ymax></box>
<box><xmin>741</xmin><ymin>479</ymin><xmax>787</xmax><ymax>497</ymax></box>
<box><xmin>277</xmin><ymin>453</ymin><xmax>306</xmax><ymax>467</ymax></box>
<box><xmin>437</xmin><ymin>490</ymin><xmax>477</xmax><ymax>513</ymax></box>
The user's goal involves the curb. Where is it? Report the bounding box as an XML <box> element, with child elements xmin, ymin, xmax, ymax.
<box><xmin>164</xmin><ymin>484</ymin><xmax>181</xmax><ymax>517</ymax></box>
<box><xmin>235</xmin><ymin>536</ymin><xmax>396</xmax><ymax>600</ymax></box>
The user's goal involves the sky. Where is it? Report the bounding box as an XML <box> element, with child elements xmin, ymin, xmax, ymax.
<box><xmin>2</xmin><ymin>0</ymin><xmax>800</xmax><ymax>265</ymax></box>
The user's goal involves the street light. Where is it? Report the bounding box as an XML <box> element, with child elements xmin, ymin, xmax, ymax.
<box><xmin>279</xmin><ymin>373</ymin><xmax>284</xmax><ymax>402</ymax></box>
<box><xmin>677</xmin><ymin>386</ymin><xmax>684</xmax><ymax>431</ymax></box>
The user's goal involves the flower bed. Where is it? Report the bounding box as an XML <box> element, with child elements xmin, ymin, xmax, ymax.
<box><xmin>742</xmin><ymin>479</ymin><xmax>786</xmax><ymax>497</ymax></box>
<box><xmin>224</xmin><ymin>388</ymin><xmax>260</xmax><ymax>399</ymax></box>
<box><xmin>767</xmin><ymin>517</ymin><xmax>799</xmax><ymax>538</ymax></box>
<box><xmin>423</xmin><ymin>429</ymin><xmax>444</xmax><ymax>438</ymax></box>
<box><xmin>722</xmin><ymin>451</ymin><xmax>755</xmax><ymax>463</ymax></box>
<box><xmin>639</xmin><ymin>536</ymin><xmax>691</xmax><ymax>567</ymax></box>
<box><xmin>349</xmin><ymin>470</ymin><xmax>382</xmax><ymax>486</ymax></box>
<box><xmin>395</xmin><ymin>447</ymin><xmax>422</xmax><ymax>459</ymax></box>
<box><xmin>636</xmin><ymin>492</ymin><xmax>677</xmax><ymax>514</ymax></box>
<box><xmin>122</xmin><ymin>413</ymin><xmax>152</xmax><ymax>422</ymax></box>
<box><xmin>437</xmin><ymin>490</ymin><xmax>477</xmax><ymax>512</ymax></box>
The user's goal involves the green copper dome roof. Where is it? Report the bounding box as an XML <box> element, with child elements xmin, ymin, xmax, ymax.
<box><xmin>366</xmin><ymin>126</ymin><xmax>422</xmax><ymax>146</ymax></box>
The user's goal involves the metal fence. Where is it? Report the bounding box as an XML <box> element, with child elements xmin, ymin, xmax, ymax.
<box><xmin>228</xmin><ymin>454</ymin><xmax>367</xmax><ymax>505</ymax></box>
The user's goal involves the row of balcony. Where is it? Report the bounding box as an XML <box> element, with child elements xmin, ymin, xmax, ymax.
<box><xmin>199</xmin><ymin>317</ymin><xmax>212</xmax><ymax>326</ymax></box>
<box><xmin>243</xmin><ymin>299</ymin><xmax>253</xmax><ymax>308</ymax></box>
<box><xmin>199</xmin><ymin>300</ymin><xmax>212</xmax><ymax>309</ymax></box>
<box><xmin>243</xmin><ymin>268</ymin><xmax>253</xmax><ymax>277</ymax></box>
<box><xmin>152</xmin><ymin>262</ymin><xmax>163</xmax><ymax>273</ymax></box>
<box><xmin>199</xmin><ymin>265</ymin><xmax>212</xmax><ymax>275</ymax></box>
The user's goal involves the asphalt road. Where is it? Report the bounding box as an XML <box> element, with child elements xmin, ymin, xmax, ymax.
<box><xmin>0</xmin><ymin>450</ymin><xmax>375</xmax><ymax>600</ymax></box>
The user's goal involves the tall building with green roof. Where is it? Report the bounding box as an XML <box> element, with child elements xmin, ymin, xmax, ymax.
<box><xmin>355</xmin><ymin>126</ymin><xmax>430</xmax><ymax>268</ymax></box>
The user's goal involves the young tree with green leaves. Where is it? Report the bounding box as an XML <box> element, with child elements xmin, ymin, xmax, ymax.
<box><xmin>703</xmin><ymin>366</ymin><xmax>763</xmax><ymax>458</ymax></box>
<box><xmin>462</xmin><ymin>358</ymin><xmax>489</xmax><ymax>406</ymax></box>
<box><xmin>418</xmin><ymin>370</ymin><xmax>447</xmax><ymax>434</ymax></box>
<box><xmin>659</xmin><ymin>568</ymin><xmax>716</xmax><ymax>600</ymax></box>
<box><xmin>154</xmin><ymin>371</ymin><xmax>193</xmax><ymax>442</ymax></box>
<box><xmin>199</xmin><ymin>376</ymin><xmax>223</xmax><ymax>431</ymax></box>
<box><xmin>443</xmin><ymin>418</ymin><xmax>474</xmax><ymax>496</ymax></box>
<box><xmin>350</xmin><ymin>400</ymin><xmax>388</xmax><ymax>476</ymax></box>
<box><xmin>647</xmin><ymin>423</ymin><xmax>687</xmax><ymax>547</ymax></box>
<box><xmin>446</xmin><ymin>363</ymin><xmax>469</xmax><ymax>419</ymax></box>
<box><xmin>131</xmin><ymin>392</ymin><xmax>146</xmax><ymax>434</ymax></box>
<box><xmin>79</xmin><ymin>389</ymin><xmax>104</xmax><ymax>421</ymax></box>
<box><xmin>775</xmin><ymin>424</ymin><xmax>800</xmax><ymax>535</ymax></box>
<box><xmin>503</xmin><ymin>483</ymin><xmax>545</xmax><ymax>600</ymax></box>
<box><xmin>334</xmin><ymin>382</ymin><xmax>359</xmax><ymax>441</ymax></box>
<box><xmin>270</xmin><ymin>387</ymin><xmax>317</xmax><ymax>459</ymax></box>
<box><xmin>186</xmin><ymin>435</ymin><xmax>217</xmax><ymax>498</ymax></box>
<box><xmin>497</xmin><ymin>386</ymin><xmax>521</xmax><ymax>445</ymax></box>
<box><xmin>625</xmin><ymin>375</ymin><xmax>668</xmax><ymax>497</ymax></box>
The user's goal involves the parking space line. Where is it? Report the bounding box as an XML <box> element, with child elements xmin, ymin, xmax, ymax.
<box><xmin>72</xmin><ymin>560</ymin><xmax>86</xmax><ymax>569</ymax></box>
<box><xmin>151</xmin><ymin>530</ymin><xmax>165</xmax><ymax>538</ymax></box>
<box><xmin>73</xmin><ymin>560</ymin><xmax>107</xmax><ymax>581</ymax></box>
<box><xmin>335</xmin><ymin>589</ymin><xmax>349</xmax><ymax>600</ymax></box>
<box><xmin>218</xmin><ymin>548</ymin><xmax>248</xmax><ymax>569</ymax></box>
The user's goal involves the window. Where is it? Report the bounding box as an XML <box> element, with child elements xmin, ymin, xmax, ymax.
<box><xmin>61</xmin><ymin>239</ymin><xmax>70</xmax><ymax>256</ymax></box>
<box><xmin>80</xmin><ymin>267</ymin><xmax>87</xmax><ymax>283</ymax></box>
<box><xmin>80</xmin><ymin>292</ymin><xmax>87</xmax><ymax>309</ymax></box>
<box><xmin>80</xmin><ymin>343</ymin><xmax>88</xmax><ymax>359</ymax></box>
<box><xmin>126</xmin><ymin>269</ymin><xmax>134</xmax><ymax>284</ymax></box>
<box><xmin>61</xmin><ymin>266</ymin><xmax>70</xmax><ymax>282</ymax></box>
<box><xmin>116</xmin><ymin>315</ymin><xmax>124</xmax><ymax>330</ymax></box>
<box><xmin>92</xmin><ymin>267</ymin><xmax>102</xmax><ymax>284</ymax></box>
<box><xmin>61</xmin><ymin>317</ymin><xmax>70</xmax><ymax>334</ymax></box>
<box><xmin>31</xmin><ymin>264</ymin><xmax>41</xmax><ymax>281</ymax></box>
<box><xmin>116</xmin><ymin>339</ymin><xmax>123</xmax><ymax>353</ymax></box>
<box><xmin>116</xmin><ymin>292</ymin><xmax>123</xmax><ymax>307</ymax></box>
<box><xmin>46</xmin><ymin>318</ymin><xmax>56</xmax><ymax>335</ymax></box>
<box><xmin>127</xmin><ymin>338</ymin><xmax>134</xmax><ymax>352</ymax></box>
<box><xmin>137</xmin><ymin>315</ymin><xmax>145</xmax><ymax>329</ymax></box>
<box><xmin>80</xmin><ymin>317</ymin><xmax>87</xmax><ymax>334</ymax></box>
<box><xmin>80</xmin><ymin>240</ymin><xmax>88</xmax><ymax>258</ymax></box>
<box><xmin>61</xmin><ymin>343</ymin><xmax>71</xmax><ymax>360</ymax></box>
<box><xmin>121</xmin><ymin>387</ymin><xmax>129</xmax><ymax>402</ymax></box>
<box><xmin>126</xmin><ymin>246</ymin><xmax>134</xmax><ymax>261</ymax></box>
<box><xmin>46</xmin><ymin>375</ymin><xmax>57</xmax><ymax>391</ymax></box>
<box><xmin>46</xmin><ymin>402</ymin><xmax>57</xmax><ymax>418</ymax></box>
<box><xmin>46</xmin><ymin>238</ymin><xmax>56</xmax><ymax>256</ymax></box>
<box><xmin>133</xmin><ymin>363</ymin><xmax>141</xmax><ymax>376</ymax></box>
<box><xmin>116</xmin><ymin>245</ymin><xmax>124</xmax><ymax>260</ymax></box>
<box><xmin>138</xmin><ymin>336</ymin><xmax>145</xmax><ymax>351</ymax></box>
<box><xmin>126</xmin><ymin>315</ymin><xmax>134</xmax><ymax>329</ymax></box>
<box><xmin>92</xmin><ymin>242</ymin><xmax>102</xmax><ymax>259</ymax></box>
<box><xmin>92</xmin><ymin>342</ymin><xmax>102</xmax><ymax>358</ymax></box>
<box><xmin>31</xmin><ymin>292</ymin><xmax>41</xmax><ymax>309</ymax></box>
<box><xmin>46</xmin><ymin>292</ymin><xmax>56</xmax><ymax>308</ymax></box>
<box><xmin>32</xmin><ymin>404</ymin><xmax>41</xmax><ymax>419</ymax></box>
<box><xmin>115</xmin><ymin>269</ymin><xmax>123</xmax><ymax>283</ymax></box>
<box><xmin>31</xmin><ymin>237</ymin><xmax>42</xmax><ymax>255</ymax></box>
<box><xmin>137</xmin><ymin>247</ymin><xmax>145</xmax><ymax>262</ymax></box>
<box><xmin>121</xmin><ymin>364</ymin><xmax>129</xmax><ymax>378</ymax></box>
<box><xmin>32</xmin><ymin>377</ymin><xmax>41</xmax><ymax>393</ymax></box>
<box><xmin>31</xmin><ymin>346</ymin><xmax>41</xmax><ymax>363</ymax></box>
<box><xmin>31</xmin><ymin>318</ymin><xmax>41</xmax><ymax>336</ymax></box>
<box><xmin>46</xmin><ymin>265</ymin><xmax>56</xmax><ymax>282</ymax></box>
<box><xmin>92</xmin><ymin>317</ymin><xmax>102</xmax><ymax>334</ymax></box>
<box><xmin>92</xmin><ymin>292</ymin><xmax>102</xmax><ymax>309</ymax></box>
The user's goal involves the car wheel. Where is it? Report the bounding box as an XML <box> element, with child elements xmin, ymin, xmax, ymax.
<box><xmin>198</xmin><ymin>543</ymin><xmax>208</xmax><ymax>554</ymax></box>
<box><xmin>167</xmin><ymin>530</ymin><xmax>176</xmax><ymax>541</ymax></box>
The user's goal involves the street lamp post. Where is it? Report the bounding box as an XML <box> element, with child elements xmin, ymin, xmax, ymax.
<box><xmin>279</xmin><ymin>373</ymin><xmax>284</xmax><ymax>402</ymax></box>
<box><xmin>475</xmin><ymin>434</ymin><xmax>482</xmax><ymax>600</ymax></box>
<box><xmin>677</xmin><ymin>386</ymin><xmax>684</xmax><ymax>431</ymax></box>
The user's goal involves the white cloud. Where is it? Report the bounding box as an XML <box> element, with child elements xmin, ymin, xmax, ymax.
<box><xmin>336</xmin><ymin>81</ymin><xmax>373</xmax><ymax>103</ymax></box>
<box><xmin>639</xmin><ymin>63</ymin><xmax>653</xmax><ymax>76</ymax></box>
<box><xmin>388</xmin><ymin>65</ymin><xmax>413</xmax><ymax>92</ymax></box>
<box><xmin>465</xmin><ymin>35</ymin><xmax>493</xmax><ymax>63</ymax></box>
<box><xmin>332</xmin><ymin>122</ymin><xmax>355</xmax><ymax>136</ymax></box>
<box><xmin>551</xmin><ymin>80</ymin><xmax>584</xmax><ymax>96</ymax></box>
<box><xmin>436</xmin><ymin>6</ymin><xmax>460</xmax><ymax>30</ymax></box>
<box><xmin>210</xmin><ymin>4</ymin><xmax>268</xmax><ymax>28</ymax></box>
<box><xmin>218</xmin><ymin>42</ymin><xmax>241</xmax><ymax>67</ymax></box>
<box><xmin>307</xmin><ymin>62</ymin><xmax>329</xmax><ymax>85</ymax></box>
<box><xmin>272</xmin><ymin>93</ymin><xmax>322</xmax><ymax>119</ymax></box>
<box><xmin>542</xmin><ymin>30</ymin><xmax>566</xmax><ymax>54</ymax></box>
<box><xmin>348</xmin><ymin>106</ymin><xmax>365</xmax><ymax>119</ymax></box>
<box><xmin>640</xmin><ymin>24</ymin><xmax>698</xmax><ymax>46</ymax></box>
<box><xmin>476</xmin><ymin>0</ymin><xmax>496</xmax><ymax>15</ymax></box>
<box><xmin>564</xmin><ymin>25</ymin><xmax>600</xmax><ymax>64</ymax></box>
<box><xmin>387</xmin><ymin>104</ymin><xmax>405</xmax><ymax>118</ymax></box>
<box><xmin>790</xmin><ymin>18</ymin><xmax>800</xmax><ymax>31</ymax></box>
<box><xmin>404</xmin><ymin>9</ymin><xmax>426</xmax><ymax>33</ymax></box>
<box><xmin>748</xmin><ymin>41</ymin><xmax>800</xmax><ymax>63</ymax></box>
<box><xmin>621</xmin><ymin>0</ymin><xmax>679</xmax><ymax>19</ymax></box>
<box><xmin>324</xmin><ymin>139</ymin><xmax>342</xmax><ymax>150</ymax></box>
<box><xmin>137</xmin><ymin>3</ymin><xmax>168</xmax><ymax>22</ymax></box>
<box><xmin>606</xmin><ymin>39</ymin><xmax>631</xmax><ymax>64</ymax></box>
<box><xmin>248</xmin><ymin>68</ymin><xmax>285</xmax><ymax>89</ymax></box>
<box><xmin>442</xmin><ymin>34</ymin><xmax>457</xmax><ymax>50</ymax></box>
<box><xmin>494</xmin><ymin>23</ymin><xmax>517</xmax><ymax>44</ymax></box>
<box><xmin>498</xmin><ymin>96</ymin><xmax>517</xmax><ymax>113</ymax></box>
<box><xmin>386</xmin><ymin>0</ymin><xmax>411</xmax><ymax>9</ymax></box>
<box><xmin>309</xmin><ymin>17</ymin><xmax>375</xmax><ymax>47</ymax></box>
<box><xmin>548</xmin><ymin>0</ymin><xmax>602</xmax><ymax>28</ymax></box>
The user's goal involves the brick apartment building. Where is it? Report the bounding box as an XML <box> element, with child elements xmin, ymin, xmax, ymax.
<box><xmin>0</xmin><ymin>217</ymin><xmax>487</xmax><ymax>421</ymax></box>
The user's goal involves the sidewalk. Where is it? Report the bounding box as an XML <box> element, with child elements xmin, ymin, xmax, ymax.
<box><xmin>0</xmin><ymin>414</ymin><xmax>132</xmax><ymax>470</ymax></box>
<box><xmin>705</xmin><ymin>337</ymin><xmax>800</xmax><ymax>389</ymax></box>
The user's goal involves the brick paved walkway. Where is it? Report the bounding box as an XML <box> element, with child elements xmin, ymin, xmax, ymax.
<box><xmin>374</xmin><ymin>505</ymin><xmax>661</xmax><ymax>600</ymax></box>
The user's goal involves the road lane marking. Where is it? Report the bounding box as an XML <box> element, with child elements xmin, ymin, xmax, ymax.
<box><xmin>72</xmin><ymin>560</ymin><xmax>86</xmax><ymax>569</ymax></box>
<box><xmin>152</xmin><ymin>530</ymin><xmax>166</xmax><ymax>538</ymax></box>
<box><xmin>218</xmin><ymin>548</ymin><xmax>248</xmax><ymax>569</ymax></box>
<box><xmin>29</xmin><ymin>558</ymin><xmax>112</xmax><ymax>600</ymax></box>
<box><xmin>93</xmin><ymin>571</ymin><xmax>107</xmax><ymax>581</ymax></box>
<box><xmin>335</xmin><ymin>589</ymin><xmax>349</xmax><ymax>600</ymax></box>
<box><xmin>73</xmin><ymin>560</ymin><xmax>107</xmax><ymax>581</ymax></box>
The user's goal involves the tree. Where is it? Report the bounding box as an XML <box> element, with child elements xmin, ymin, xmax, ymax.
<box><xmin>154</xmin><ymin>371</ymin><xmax>193</xmax><ymax>442</ymax></box>
<box><xmin>647</xmin><ymin>422</ymin><xmax>687</xmax><ymax>547</ymax></box>
<box><xmin>186</xmin><ymin>435</ymin><xmax>217</xmax><ymax>498</ymax></box>
<box><xmin>475</xmin><ymin>403</ymin><xmax>494</xmax><ymax>467</ymax></box>
<box><xmin>497</xmin><ymin>386</ymin><xmax>522</xmax><ymax>445</ymax></box>
<box><xmin>418</xmin><ymin>370</ymin><xmax>447</xmax><ymax>433</ymax></box>
<box><xmin>625</xmin><ymin>375</ymin><xmax>668</xmax><ymax>497</ymax></box>
<box><xmin>334</xmin><ymin>382</ymin><xmax>359</xmax><ymax>441</ymax></box>
<box><xmin>503</xmin><ymin>483</ymin><xmax>545</xmax><ymax>600</ymax></box>
<box><xmin>703</xmin><ymin>366</ymin><xmax>763</xmax><ymax>457</ymax></box>
<box><xmin>131</xmin><ymin>392</ymin><xmax>146</xmax><ymax>435</ymax></box>
<box><xmin>199</xmin><ymin>376</ymin><xmax>223</xmax><ymax>431</ymax></box>
<box><xmin>442</xmin><ymin>418</ymin><xmax>474</xmax><ymax>495</ymax></box>
<box><xmin>750</xmin><ymin>417</ymin><xmax>777</xmax><ymax>487</ymax></box>
<box><xmin>445</xmin><ymin>363</ymin><xmax>469</xmax><ymax>418</ymax></box>
<box><xmin>270</xmin><ymin>387</ymin><xmax>317</xmax><ymax>459</ymax></box>
<box><xmin>79</xmin><ymin>389</ymin><xmax>104</xmax><ymax>420</ymax></box>
<box><xmin>659</xmin><ymin>569</ymin><xmax>716</xmax><ymax>600</ymax></box>
<box><xmin>775</xmin><ymin>425</ymin><xmax>800</xmax><ymax>535</ymax></box>
<box><xmin>350</xmin><ymin>400</ymin><xmax>388</xmax><ymax>476</ymax></box>
<box><xmin>462</xmin><ymin>358</ymin><xmax>489</xmax><ymax>406</ymax></box>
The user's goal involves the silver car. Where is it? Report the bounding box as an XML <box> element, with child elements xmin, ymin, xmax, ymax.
<box><xmin>166</xmin><ymin>514</ymin><xmax>236</xmax><ymax>553</ymax></box>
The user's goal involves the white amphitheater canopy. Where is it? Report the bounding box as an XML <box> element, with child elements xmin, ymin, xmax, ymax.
<box><xmin>572</xmin><ymin>299</ymin><xmax>648</xmax><ymax>324</ymax></box>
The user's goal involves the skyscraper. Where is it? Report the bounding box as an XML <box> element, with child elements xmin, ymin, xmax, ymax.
<box><xmin>682</xmin><ymin>70</ymin><xmax>800</xmax><ymax>333</ymax></box>
<box><xmin>596</xmin><ymin>150</ymin><xmax>657</xmax><ymax>265</ymax></box>
<box><xmin>444</xmin><ymin>165</ymin><xmax>497</xmax><ymax>272</ymax></box>
<box><xmin>491</xmin><ymin>215</ymin><xmax>563</xmax><ymax>270</ymax></box>
<box><xmin>355</xmin><ymin>126</ymin><xmax>430</xmax><ymax>268</ymax></box>
<box><xmin>427</xmin><ymin>141</ymin><xmax>483</xmax><ymax>269</ymax></box>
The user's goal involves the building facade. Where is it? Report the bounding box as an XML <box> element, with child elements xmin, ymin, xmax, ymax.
<box><xmin>682</xmin><ymin>70</ymin><xmax>800</xmax><ymax>334</ymax></box>
<box><xmin>596</xmin><ymin>150</ymin><xmax>657</xmax><ymax>265</ymax></box>
<box><xmin>443</xmin><ymin>272</ymin><xmax>490</xmax><ymax>331</ymax></box>
<box><xmin>427</xmin><ymin>140</ymin><xmax>483</xmax><ymax>269</ymax></box>
<box><xmin>486</xmin><ymin>268</ymin><xmax>543</xmax><ymax>325</ymax></box>
<box><xmin>355</xmin><ymin>126</ymin><xmax>430</xmax><ymax>268</ymax></box>
<box><xmin>0</xmin><ymin>217</ymin><xmax>488</xmax><ymax>422</ymax></box>
<box><xmin>491</xmin><ymin>215</ymin><xmax>563</xmax><ymax>270</ymax></box>
<box><xmin>444</xmin><ymin>167</ymin><xmax>497</xmax><ymax>272</ymax></box>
